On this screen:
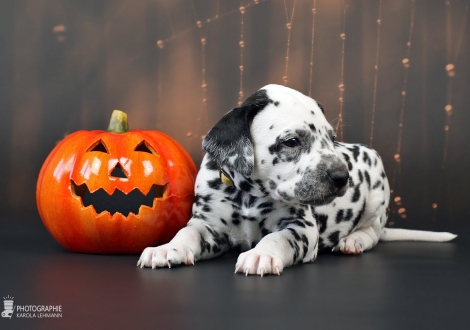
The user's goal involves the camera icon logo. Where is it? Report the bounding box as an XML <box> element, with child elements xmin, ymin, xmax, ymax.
<box><xmin>2</xmin><ymin>296</ymin><xmax>15</xmax><ymax>319</ymax></box>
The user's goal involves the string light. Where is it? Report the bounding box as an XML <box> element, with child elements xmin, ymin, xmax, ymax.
<box><xmin>308</xmin><ymin>0</ymin><xmax>317</xmax><ymax>97</ymax></box>
<box><xmin>389</xmin><ymin>0</ymin><xmax>416</xmax><ymax>222</ymax></box>
<box><xmin>369</xmin><ymin>0</ymin><xmax>383</xmax><ymax>147</ymax></box>
<box><xmin>282</xmin><ymin>0</ymin><xmax>297</xmax><ymax>86</ymax></box>
<box><xmin>238</xmin><ymin>4</ymin><xmax>246</xmax><ymax>106</ymax></box>
<box><xmin>335</xmin><ymin>1</ymin><xmax>348</xmax><ymax>141</ymax></box>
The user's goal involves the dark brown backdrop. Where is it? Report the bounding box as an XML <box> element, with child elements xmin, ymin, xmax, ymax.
<box><xmin>0</xmin><ymin>0</ymin><xmax>469</xmax><ymax>228</ymax></box>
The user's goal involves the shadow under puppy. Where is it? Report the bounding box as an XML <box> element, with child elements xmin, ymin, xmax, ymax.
<box><xmin>138</xmin><ymin>84</ymin><xmax>456</xmax><ymax>276</ymax></box>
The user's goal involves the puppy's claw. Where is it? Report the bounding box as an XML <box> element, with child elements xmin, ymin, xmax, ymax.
<box><xmin>245</xmin><ymin>269</ymin><xmax>249</xmax><ymax>276</ymax></box>
<box><xmin>275</xmin><ymin>267</ymin><xmax>281</xmax><ymax>276</ymax></box>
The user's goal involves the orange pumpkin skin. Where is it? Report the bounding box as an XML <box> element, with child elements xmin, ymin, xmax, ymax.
<box><xmin>36</xmin><ymin>114</ymin><xmax>197</xmax><ymax>254</ymax></box>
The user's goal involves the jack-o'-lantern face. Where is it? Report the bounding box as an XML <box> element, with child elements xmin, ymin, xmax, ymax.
<box><xmin>37</xmin><ymin>110</ymin><xmax>197</xmax><ymax>254</ymax></box>
<box><xmin>71</xmin><ymin>137</ymin><xmax>169</xmax><ymax>217</ymax></box>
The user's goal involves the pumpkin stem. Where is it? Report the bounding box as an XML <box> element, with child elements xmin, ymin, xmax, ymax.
<box><xmin>107</xmin><ymin>110</ymin><xmax>129</xmax><ymax>133</ymax></box>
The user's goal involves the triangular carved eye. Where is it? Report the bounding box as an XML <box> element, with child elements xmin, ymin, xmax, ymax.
<box><xmin>88</xmin><ymin>140</ymin><xmax>108</xmax><ymax>153</ymax></box>
<box><xmin>134</xmin><ymin>141</ymin><xmax>156</xmax><ymax>155</ymax></box>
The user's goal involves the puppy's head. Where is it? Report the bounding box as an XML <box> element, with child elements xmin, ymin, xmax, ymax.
<box><xmin>203</xmin><ymin>84</ymin><xmax>349</xmax><ymax>206</ymax></box>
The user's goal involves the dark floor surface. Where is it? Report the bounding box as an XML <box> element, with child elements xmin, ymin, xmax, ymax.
<box><xmin>0</xmin><ymin>216</ymin><xmax>469</xmax><ymax>330</ymax></box>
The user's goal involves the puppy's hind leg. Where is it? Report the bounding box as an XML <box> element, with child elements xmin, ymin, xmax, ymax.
<box><xmin>332</xmin><ymin>217</ymin><xmax>382</xmax><ymax>255</ymax></box>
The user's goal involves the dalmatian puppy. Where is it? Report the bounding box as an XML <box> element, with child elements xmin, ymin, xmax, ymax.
<box><xmin>137</xmin><ymin>84</ymin><xmax>456</xmax><ymax>276</ymax></box>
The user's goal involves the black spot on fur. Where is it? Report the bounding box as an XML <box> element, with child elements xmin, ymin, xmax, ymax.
<box><xmin>348</xmin><ymin>146</ymin><xmax>360</xmax><ymax>162</ymax></box>
<box><xmin>273</xmin><ymin>157</ymin><xmax>279</xmax><ymax>165</ymax></box>
<box><xmin>352</xmin><ymin>186</ymin><xmax>361</xmax><ymax>202</ymax></box>
<box><xmin>287</xmin><ymin>228</ymin><xmax>301</xmax><ymax>241</ymax></box>
<box><xmin>342</xmin><ymin>153</ymin><xmax>353</xmax><ymax>171</ymax></box>
<box><xmin>363</xmin><ymin>151</ymin><xmax>372</xmax><ymax>167</ymax></box>
<box><xmin>207</xmin><ymin>178</ymin><xmax>223</xmax><ymax>190</ymax></box>
<box><xmin>335</xmin><ymin>209</ymin><xmax>344</xmax><ymax>223</ymax></box>
<box><xmin>239</xmin><ymin>180</ymin><xmax>253</xmax><ymax>192</ymax></box>
<box><xmin>328</xmin><ymin>231</ymin><xmax>340</xmax><ymax>245</ymax></box>
<box><xmin>274</xmin><ymin>101</ymin><xmax>280</xmax><ymax>106</ymax></box>
<box><xmin>309</xmin><ymin>123</ymin><xmax>316</xmax><ymax>132</ymax></box>
<box><xmin>364</xmin><ymin>170</ymin><xmax>371</xmax><ymax>188</ymax></box>
<box><xmin>352</xmin><ymin>201</ymin><xmax>366</xmax><ymax>229</ymax></box>
<box><xmin>372</xmin><ymin>180</ymin><xmax>382</xmax><ymax>189</ymax></box>
<box><xmin>278</xmin><ymin>218</ymin><xmax>306</xmax><ymax>230</ymax></box>
<box><xmin>315</xmin><ymin>214</ymin><xmax>328</xmax><ymax>234</ymax></box>
<box><xmin>269</xmin><ymin>180</ymin><xmax>277</xmax><ymax>190</ymax></box>
<box><xmin>345</xmin><ymin>209</ymin><xmax>354</xmax><ymax>221</ymax></box>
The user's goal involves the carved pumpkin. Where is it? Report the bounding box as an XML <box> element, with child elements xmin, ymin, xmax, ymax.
<box><xmin>36</xmin><ymin>110</ymin><xmax>197</xmax><ymax>254</ymax></box>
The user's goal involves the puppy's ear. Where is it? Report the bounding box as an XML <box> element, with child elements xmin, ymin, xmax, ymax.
<box><xmin>202</xmin><ymin>89</ymin><xmax>272</xmax><ymax>176</ymax></box>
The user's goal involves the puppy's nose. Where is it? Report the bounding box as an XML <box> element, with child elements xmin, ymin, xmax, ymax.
<box><xmin>327</xmin><ymin>167</ymin><xmax>349</xmax><ymax>188</ymax></box>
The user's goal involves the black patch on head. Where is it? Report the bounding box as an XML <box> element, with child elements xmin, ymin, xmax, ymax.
<box><xmin>207</xmin><ymin>178</ymin><xmax>223</xmax><ymax>190</ymax></box>
<box><xmin>316</xmin><ymin>101</ymin><xmax>325</xmax><ymax>114</ymax></box>
<box><xmin>202</xmin><ymin>89</ymin><xmax>273</xmax><ymax>176</ymax></box>
<box><xmin>205</xmin><ymin>157</ymin><xmax>219</xmax><ymax>171</ymax></box>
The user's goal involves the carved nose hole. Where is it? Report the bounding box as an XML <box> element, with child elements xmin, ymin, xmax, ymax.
<box><xmin>110</xmin><ymin>163</ymin><xmax>128</xmax><ymax>178</ymax></box>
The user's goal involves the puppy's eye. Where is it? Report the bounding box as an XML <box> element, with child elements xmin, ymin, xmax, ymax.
<box><xmin>281</xmin><ymin>138</ymin><xmax>301</xmax><ymax>148</ymax></box>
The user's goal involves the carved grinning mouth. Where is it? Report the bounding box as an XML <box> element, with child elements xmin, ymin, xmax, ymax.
<box><xmin>71</xmin><ymin>181</ymin><xmax>168</xmax><ymax>217</ymax></box>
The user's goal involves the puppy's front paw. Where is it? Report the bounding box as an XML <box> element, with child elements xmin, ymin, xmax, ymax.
<box><xmin>235</xmin><ymin>249</ymin><xmax>284</xmax><ymax>276</ymax></box>
<box><xmin>332</xmin><ymin>236</ymin><xmax>364</xmax><ymax>255</ymax></box>
<box><xmin>137</xmin><ymin>244</ymin><xmax>195</xmax><ymax>269</ymax></box>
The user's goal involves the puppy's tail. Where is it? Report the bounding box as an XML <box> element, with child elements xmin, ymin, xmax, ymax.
<box><xmin>380</xmin><ymin>228</ymin><xmax>457</xmax><ymax>242</ymax></box>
